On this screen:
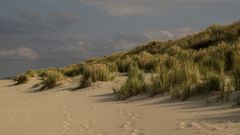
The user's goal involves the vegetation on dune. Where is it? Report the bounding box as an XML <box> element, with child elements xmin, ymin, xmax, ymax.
<box><xmin>116</xmin><ymin>56</ymin><xmax>134</xmax><ymax>72</ymax></box>
<box><xmin>62</xmin><ymin>63</ymin><xmax>85</xmax><ymax>77</ymax></box>
<box><xmin>233</xmin><ymin>65</ymin><xmax>240</xmax><ymax>91</ymax></box>
<box><xmin>41</xmin><ymin>71</ymin><xmax>65</xmax><ymax>90</ymax></box>
<box><xmin>12</xmin><ymin>21</ymin><xmax>240</xmax><ymax>105</ymax></box>
<box><xmin>113</xmin><ymin>64</ymin><xmax>146</xmax><ymax>100</ymax></box>
<box><xmin>111</xmin><ymin>21</ymin><xmax>240</xmax><ymax>101</ymax></box>
<box><xmin>79</xmin><ymin>64</ymin><xmax>116</xmax><ymax>89</ymax></box>
<box><xmin>14</xmin><ymin>74</ymin><xmax>29</xmax><ymax>85</ymax></box>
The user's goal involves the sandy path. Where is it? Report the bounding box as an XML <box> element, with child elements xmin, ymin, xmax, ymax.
<box><xmin>0</xmin><ymin>78</ymin><xmax>240</xmax><ymax>135</ymax></box>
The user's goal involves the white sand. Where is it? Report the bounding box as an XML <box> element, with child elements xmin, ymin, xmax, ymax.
<box><xmin>0</xmin><ymin>77</ymin><xmax>240</xmax><ymax>135</ymax></box>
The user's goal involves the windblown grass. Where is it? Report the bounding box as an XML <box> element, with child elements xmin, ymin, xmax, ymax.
<box><xmin>149</xmin><ymin>61</ymin><xmax>201</xmax><ymax>100</ymax></box>
<box><xmin>233</xmin><ymin>65</ymin><xmax>240</xmax><ymax>91</ymax></box>
<box><xmin>41</xmin><ymin>71</ymin><xmax>65</xmax><ymax>90</ymax></box>
<box><xmin>116</xmin><ymin>56</ymin><xmax>134</xmax><ymax>72</ymax></box>
<box><xmin>63</xmin><ymin>63</ymin><xmax>84</xmax><ymax>77</ymax></box>
<box><xmin>12</xmin><ymin>21</ymin><xmax>240</xmax><ymax>104</ymax></box>
<box><xmin>113</xmin><ymin>64</ymin><xmax>145</xmax><ymax>100</ymax></box>
<box><xmin>79</xmin><ymin>64</ymin><xmax>115</xmax><ymax>88</ymax></box>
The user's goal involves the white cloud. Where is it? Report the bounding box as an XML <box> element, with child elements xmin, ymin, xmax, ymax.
<box><xmin>0</xmin><ymin>47</ymin><xmax>39</xmax><ymax>61</ymax></box>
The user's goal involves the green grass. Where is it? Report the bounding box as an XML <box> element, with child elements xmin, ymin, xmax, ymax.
<box><xmin>12</xmin><ymin>21</ymin><xmax>240</xmax><ymax>104</ymax></box>
<box><xmin>149</xmin><ymin>68</ymin><xmax>174</xmax><ymax>96</ymax></box>
<box><xmin>41</xmin><ymin>71</ymin><xmax>65</xmax><ymax>90</ymax></box>
<box><xmin>233</xmin><ymin>65</ymin><xmax>240</xmax><ymax>91</ymax></box>
<box><xmin>148</xmin><ymin>61</ymin><xmax>201</xmax><ymax>100</ymax></box>
<box><xmin>137</xmin><ymin>51</ymin><xmax>154</xmax><ymax>71</ymax></box>
<box><xmin>62</xmin><ymin>63</ymin><xmax>85</xmax><ymax>77</ymax></box>
<box><xmin>113</xmin><ymin>64</ymin><xmax>145</xmax><ymax>100</ymax></box>
<box><xmin>116</xmin><ymin>56</ymin><xmax>134</xmax><ymax>72</ymax></box>
<box><xmin>79</xmin><ymin>64</ymin><xmax>115</xmax><ymax>88</ymax></box>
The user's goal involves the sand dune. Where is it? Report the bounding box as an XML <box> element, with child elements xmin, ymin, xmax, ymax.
<box><xmin>0</xmin><ymin>78</ymin><xmax>240</xmax><ymax>135</ymax></box>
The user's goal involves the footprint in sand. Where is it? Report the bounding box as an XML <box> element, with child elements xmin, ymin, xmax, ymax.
<box><xmin>78</xmin><ymin>123</ymin><xmax>106</xmax><ymax>135</ymax></box>
<box><xmin>177</xmin><ymin>120</ymin><xmax>240</xmax><ymax>135</ymax></box>
<box><xmin>90</xmin><ymin>106</ymin><xmax>99</xmax><ymax>123</ymax></box>
<box><xmin>61</xmin><ymin>106</ymin><xmax>74</xmax><ymax>135</ymax></box>
<box><xmin>78</xmin><ymin>106</ymin><xmax>105</xmax><ymax>135</ymax></box>
<box><xmin>119</xmin><ymin>110</ymin><xmax>144</xmax><ymax>135</ymax></box>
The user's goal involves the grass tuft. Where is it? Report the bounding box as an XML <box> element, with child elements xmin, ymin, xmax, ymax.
<box><xmin>79</xmin><ymin>64</ymin><xmax>115</xmax><ymax>88</ymax></box>
<box><xmin>14</xmin><ymin>74</ymin><xmax>29</xmax><ymax>85</ymax></box>
<box><xmin>113</xmin><ymin>64</ymin><xmax>145</xmax><ymax>100</ymax></box>
<box><xmin>41</xmin><ymin>71</ymin><xmax>65</xmax><ymax>90</ymax></box>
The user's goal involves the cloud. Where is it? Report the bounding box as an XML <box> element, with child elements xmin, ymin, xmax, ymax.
<box><xmin>143</xmin><ymin>27</ymin><xmax>195</xmax><ymax>41</ymax></box>
<box><xmin>16</xmin><ymin>10</ymin><xmax>79</xmax><ymax>27</ymax></box>
<box><xmin>78</xmin><ymin>0</ymin><xmax>239</xmax><ymax>16</ymax></box>
<box><xmin>0</xmin><ymin>19</ymin><xmax>31</xmax><ymax>35</ymax></box>
<box><xmin>0</xmin><ymin>10</ymin><xmax>79</xmax><ymax>35</ymax></box>
<box><xmin>0</xmin><ymin>18</ymin><xmax>52</xmax><ymax>35</ymax></box>
<box><xmin>0</xmin><ymin>47</ymin><xmax>39</xmax><ymax>61</ymax></box>
<box><xmin>58</xmin><ymin>40</ymin><xmax>87</xmax><ymax>53</ymax></box>
<box><xmin>105</xmin><ymin>38</ymin><xmax>140</xmax><ymax>50</ymax></box>
<box><xmin>51</xmin><ymin>35</ymin><xmax>145</xmax><ymax>60</ymax></box>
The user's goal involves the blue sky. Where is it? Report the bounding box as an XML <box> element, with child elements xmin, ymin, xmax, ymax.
<box><xmin>0</xmin><ymin>0</ymin><xmax>240</xmax><ymax>77</ymax></box>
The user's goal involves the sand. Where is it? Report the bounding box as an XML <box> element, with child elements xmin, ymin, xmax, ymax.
<box><xmin>0</xmin><ymin>77</ymin><xmax>240</xmax><ymax>135</ymax></box>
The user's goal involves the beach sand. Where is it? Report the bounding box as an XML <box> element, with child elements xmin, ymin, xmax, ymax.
<box><xmin>0</xmin><ymin>77</ymin><xmax>240</xmax><ymax>135</ymax></box>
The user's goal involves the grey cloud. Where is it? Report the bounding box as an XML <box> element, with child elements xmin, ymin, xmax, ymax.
<box><xmin>51</xmin><ymin>34</ymin><xmax>145</xmax><ymax>60</ymax></box>
<box><xmin>0</xmin><ymin>18</ymin><xmax>53</xmax><ymax>35</ymax></box>
<box><xmin>143</xmin><ymin>27</ymin><xmax>196</xmax><ymax>41</ymax></box>
<box><xmin>0</xmin><ymin>19</ymin><xmax>30</xmax><ymax>35</ymax></box>
<box><xmin>16</xmin><ymin>10</ymin><xmax>79</xmax><ymax>27</ymax></box>
<box><xmin>0</xmin><ymin>10</ymin><xmax>79</xmax><ymax>35</ymax></box>
<box><xmin>79</xmin><ymin>0</ymin><xmax>239</xmax><ymax>16</ymax></box>
<box><xmin>0</xmin><ymin>47</ymin><xmax>39</xmax><ymax>61</ymax></box>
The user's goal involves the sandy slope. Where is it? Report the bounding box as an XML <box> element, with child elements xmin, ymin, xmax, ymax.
<box><xmin>0</xmin><ymin>77</ymin><xmax>240</xmax><ymax>135</ymax></box>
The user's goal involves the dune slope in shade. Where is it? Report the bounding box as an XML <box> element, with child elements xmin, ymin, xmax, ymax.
<box><xmin>0</xmin><ymin>78</ymin><xmax>240</xmax><ymax>135</ymax></box>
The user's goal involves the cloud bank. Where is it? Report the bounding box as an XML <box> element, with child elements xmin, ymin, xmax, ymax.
<box><xmin>0</xmin><ymin>47</ymin><xmax>39</xmax><ymax>61</ymax></box>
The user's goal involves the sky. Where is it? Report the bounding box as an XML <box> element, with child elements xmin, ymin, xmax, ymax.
<box><xmin>0</xmin><ymin>0</ymin><xmax>240</xmax><ymax>78</ymax></box>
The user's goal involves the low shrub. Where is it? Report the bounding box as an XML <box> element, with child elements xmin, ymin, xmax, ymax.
<box><xmin>15</xmin><ymin>74</ymin><xmax>29</xmax><ymax>85</ymax></box>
